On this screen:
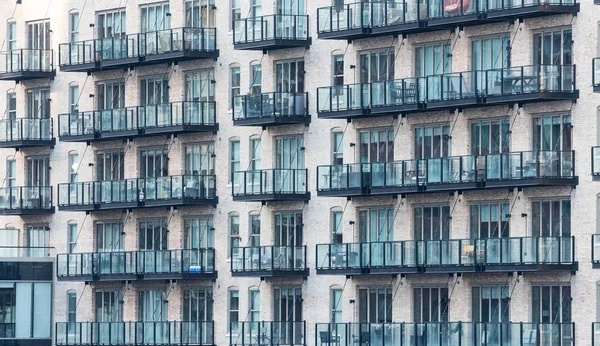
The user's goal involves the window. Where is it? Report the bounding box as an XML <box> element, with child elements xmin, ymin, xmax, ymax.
<box><xmin>532</xmin><ymin>285</ymin><xmax>571</xmax><ymax>325</ymax></box>
<box><xmin>138</xmin><ymin>290</ymin><xmax>167</xmax><ymax>321</ymax></box>
<box><xmin>69</xmin><ymin>153</ymin><xmax>79</xmax><ymax>183</ymax></box>
<box><xmin>229</xmin><ymin>215</ymin><xmax>240</xmax><ymax>257</ymax></box>
<box><xmin>7</xmin><ymin>22</ymin><xmax>16</xmax><ymax>51</ymax></box>
<box><xmin>331</xmin><ymin>289</ymin><xmax>342</xmax><ymax>323</ymax></box>
<box><xmin>359</xmin><ymin>50</ymin><xmax>395</xmax><ymax>84</ymax></box>
<box><xmin>139</xmin><ymin>148</ymin><xmax>169</xmax><ymax>178</ymax></box>
<box><xmin>229</xmin><ymin>140</ymin><xmax>240</xmax><ymax>183</ymax></box>
<box><xmin>6</xmin><ymin>160</ymin><xmax>15</xmax><ymax>188</ymax></box>
<box><xmin>96</xmin><ymin>291</ymin><xmax>122</xmax><ymax>322</ymax></box>
<box><xmin>414</xmin><ymin>205</ymin><xmax>451</xmax><ymax>240</ymax></box>
<box><xmin>97</xmin><ymin>81</ymin><xmax>125</xmax><ymax>110</ymax></box>
<box><xmin>333</xmin><ymin>55</ymin><xmax>344</xmax><ymax>86</ymax></box>
<box><xmin>471</xmin><ymin>36</ymin><xmax>510</xmax><ymax>71</ymax></box>
<box><xmin>277</xmin><ymin>0</ymin><xmax>306</xmax><ymax>14</ymax></box>
<box><xmin>140</xmin><ymin>3</ymin><xmax>170</xmax><ymax>33</ymax></box>
<box><xmin>27</xmin><ymin>88</ymin><xmax>51</xmax><ymax>119</ymax></box>
<box><xmin>0</xmin><ymin>228</ymin><xmax>18</xmax><ymax>256</ymax></box>
<box><xmin>332</xmin><ymin>132</ymin><xmax>343</xmax><ymax>164</ymax></box>
<box><xmin>138</xmin><ymin>219</ymin><xmax>168</xmax><ymax>251</ymax></box>
<box><xmin>274</xmin><ymin>212</ymin><xmax>303</xmax><ymax>246</ymax></box>
<box><xmin>27</xmin><ymin>156</ymin><xmax>50</xmax><ymax>186</ymax></box>
<box><xmin>140</xmin><ymin>76</ymin><xmax>169</xmax><ymax>106</ymax></box>
<box><xmin>250</xmin><ymin>64</ymin><xmax>262</xmax><ymax>94</ymax></box>
<box><xmin>27</xmin><ymin>224</ymin><xmax>49</xmax><ymax>256</ymax></box>
<box><xmin>7</xmin><ymin>92</ymin><xmax>16</xmax><ymax>120</ymax></box>
<box><xmin>185</xmin><ymin>143</ymin><xmax>215</xmax><ymax>175</ymax></box>
<box><xmin>69</xmin><ymin>85</ymin><xmax>79</xmax><ymax>114</ymax></box>
<box><xmin>96</xmin><ymin>151</ymin><xmax>125</xmax><ymax>181</ymax></box>
<box><xmin>533</xmin><ymin>28</ymin><xmax>572</xmax><ymax>66</ymax></box>
<box><xmin>69</xmin><ymin>13</ymin><xmax>80</xmax><ymax>42</ymax></box>
<box><xmin>416</xmin><ymin>43</ymin><xmax>452</xmax><ymax>77</ymax></box>
<box><xmin>472</xmin><ymin>286</ymin><xmax>510</xmax><ymax>322</ymax></box>
<box><xmin>358</xmin><ymin>288</ymin><xmax>392</xmax><ymax>323</ymax></box>
<box><xmin>276</xmin><ymin>136</ymin><xmax>305</xmax><ymax>169</ymax></box>
<box><xmin>95</xmin><ymin>222</ymin><xmax>124</xmax><ymax>252</ymax></box>
<box><xmin>276</xmin><ymin>60</ymin><xmax>305</xmax><ymax>92</ymax></box>
<box><xmin>249</xmin><ymin>215</ymin><xmax>260</xmax><ymax>247</ymax></box>
<box><xmin>67</xmin><ymin>291</ymin><xmax>77</xmax><ymax>323</ymax></box>
<box><xmin>184</xmin><ymin>217</ymin><xmax>214</xmax><ymax>249</ymax></box>
<box><xmin>273</xmin><ymin>287</ymin><xmax>303</xmax><ymax>339</ymax></box>
<box><xmin>230</xmin><ymin>66</ymin><xmax>241</xmax><ymax>109</ymax></box>
<box><xmin>228</xmin><ymin>289</ymin><xmax>239</xmax><ymax>333</ymax></box>
<box><xmin>359</xmin><ymin>208</ymin><xmax>393</xmax><ymax>243</ymax></box>
<box><xmin>533</xmin><ymin>114</ymin><xmax>572</xmax><ymax>151</ymax></box>
<box><xmin>97</xmin><ymin>9</ymin><xmax>126</xmax><ymax>39</ymax></box>
<box><xmin>185</xmin><ymin>0</ymin><xmax>216</xmax><ymax>28</ymax></box>
<box><xmin>185</xmin><ymin>69</ymin><xmax>215</xmax><ymax>102</ymax></box>
<box><xmin>0</xmin><ymin>283</ymin><xmax>51</xmax><ymax>338</ymax></box>
<box><xmin>470</xmin><ymin>203</ymin><xmax>510</xmax><ymax>238</ymax></box>
<box><xmin>331</xmin><ymin>210</ymin><xmax>343</xmax><ymax>243</ymax></box>
<box><xmin>470</xmin><ymin>119</ymin><xmax>510</xmax><ymax>155</ymax></box>
<box><xmin>359</xmin><ymin>129</ymin><xmax>394</xmax><ymax>163</ymax></box>
<box><xmin>27</xmin><ymin>20</ymin><xmax>51</xmax><ymax>49</ymax></box>
<box><xmin>532</xmin><ymin>199</ymin><xmax>571</xmax><ymax>237</ymax></box>
<box><xmin>414</xmin><ymin>287</ymin><xmax>449</xmax><ymax>322</ymax></box>
<box><xmin>68</xmin><ymin>223</ymin><xmax>77</xmax><ymax>253</ymax></box>
<box><xmin>250</xmin><ymin>139</ymin><xmax>261</xmax><ymax>171</ymax></box>
<box><xmin>230</xmin><ymin>0</ymin><xmax>241</xmax><ymax>30</ymax></box>
<box><xmin>415</xmin><ymin>124</ymin><xmax>451</xmax><ymax>159</ymax></box>
<box><xmin>249</xmin><ymin>289</ymin><xmax>260</xmax><ymax>322</ymax></box>
<box><xmin>251</xmin><ymin>0</ymin><xmax>262</xmax><ymax>17</ymax></box>
<box><xmin>183</xmin><ymin>288</ymin><xmax>213</xmax><ymax>322</ymax></box>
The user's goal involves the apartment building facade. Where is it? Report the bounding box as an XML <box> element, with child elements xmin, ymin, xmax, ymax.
<box><xmin>0</xmin><ymin>0</ymin><xmax>598</xmax><ymax>345</ymax></box>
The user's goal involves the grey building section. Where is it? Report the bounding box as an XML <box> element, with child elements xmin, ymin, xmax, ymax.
<box><xmin>0</xmin><ymin>0</ymin><xmax>599</xmax><ymax>345</ymax></box>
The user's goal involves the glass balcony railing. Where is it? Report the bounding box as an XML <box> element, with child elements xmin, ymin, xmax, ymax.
<box><xmin>233</xmin><ymin>92</ymin><xmax>309</xmax><ymax>124</ymax></box>
<box><xmin>316</xmin><ymin>237</ymin><xmax>575</xmax><ymax>273</ymax></box>
<box><xmin>317</xmin><ymin>65</ymin><xmax>576</xmax><ymax>118</ymax></box>
<box><xmin>232</xmin><ymin>169</ymin><xmax>308</xmax><ymax>199</ymax></box>
<box><xmin>139</xmin><ymin>28</ymin><xmax>217</xmax><ymax>56</ymax></box>
<box><xmin>0</xmin><ymin>186</ymin><xmax>53</xmax><ymax>212</ymax></box>
<box><xmin>233</xmin><ymin>14</ymin><xmax>310</xmax><ymax>47</ymax></box>
<box><xmin>0</xmin><ymin>118</ymin><xmax>53</xmax><ymax>144</ymax></box>
<box><xmin>57</xmin><ymin>249</ymin><xmax>216</xmax><ymax>279</ymax></box>
<box><xmin>56</xmin><ymin>321</ymin><xmax>214</xmax><ymax>346</ymax></box>
<box><xmin>317</xmin><ymin>0</ymin><xmax>577</xmax><ymax>38</ymax></box>
<box><xmin>315</xmin><ymin>322</ymin><xmax>574</xmax><ymax>346</ymax></box>
<box><xmin>59</xmin><ymin>101</ymin><xmax>216</xmax><ymax>141</ymax></box>
<box><xmin>59</xmin><ymin>35</ymin><xmax>139</xmax><ymax>67</ymax></box>
<box><xmin>317</xmin><ymin>151</ymin><xmax>575</xmax><ymax>195</ymax></box>
<box><xmin>593</xmin><ymin>147</ymin><xmax>600</xmax><ymax>176</ymax></box>
<box><xmin>0</xmin><ymin>49</ymin><xmax>54</xmax><ymax>75</ymax></box>
<box><xmin>58</xmin><ymin>175</ymin><xmax>217</xmax><ymax>209</ymax></box>
<box><xmin>0</xmin><ymin>246</ymin><xmax>53</xmax><ymax>258</ymax></box>
<box><xmin>231</xmin><ymin>246</ymin><xmax>307</xmax><ymax>275</ymax></box>
<box><xmin>230</xmin><ymin>321</ymin><xmax>305</xmax><ymax>346</ymax></box>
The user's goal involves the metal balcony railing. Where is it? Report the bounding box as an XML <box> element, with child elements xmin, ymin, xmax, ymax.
<box><xmin>231</xmin><ymin>246</ymin><xmax>307</xmax><ymax>274</ymax></box>
<box><xmin>55</xmin><ymin>321</ymin><xmax>214</xmax><ymax>346</ymax></box>
<box><xmin>0</xmin><ymin>118</ymin><xmax>53</xmax><ymax>142</ymax></box>
<box><xmin>58</xmin><ymin>107</ymin><xmax>139</xmax><ymax>138</ymax></box>
<box><xmin>0</xmin><ymin>49</ymin><xmax>54</xmax><ymax>73</ymax></box>
<box><xmin>233</xmin><ymin>92</ymin><xmax>309</xmax><ymax>122</ymax></box>
<box><xmin>232</xmin><ymin>169</ymin><xmax>308</xmax><ymax>197</ymax></box>
<box><xmin>138</xmin><ymin>101</ymin><xmax>216</xmax><ymax>129</ymax></box>
<box><xmin>139</xmin><ymin>28</ymin><xmax>217</xmax><ymax>56</ymax></box>
<box><xmin>317</xmin><ymin>236</ymin><xmax>576</xmax><ymax>272</ymax></box>
<box><xmin>315</xmin><ymin>322</ymin><xmax>574</xmax><ymax>346</ymax></box>
<box><xmin>56</xmin><ymin>249</ymin><xmax>216</xmax><ymax>278</ymax></box>
<box><xmin>233</xmin><ymin>14</ymin><xmax>309</xmax><ymax>44</ymax></box>
<box><xmin>0</xmin><ymin>186</ymin><xmax>53</xmax><ymax>211</ymax></box>
<box><xmin>230</xmin><ymin>321</ymin><xmax>305</xmax><ymax>346</ymax></box>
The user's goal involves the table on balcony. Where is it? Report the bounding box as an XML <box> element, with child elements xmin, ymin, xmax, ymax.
<box><xmin>500</xmin><ymin>74</ymin><xmax>538</xmax><ymax>94</ymax></box>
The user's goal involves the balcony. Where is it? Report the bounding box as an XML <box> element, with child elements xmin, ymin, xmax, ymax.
<box><xmin>231</xmin><ymin>246</ymin><xmax>308</xmax><ymax>278</ymax></box>
<box><xmin>317</xmin><ymin>65</ymin><xmax>577</xmax><ymax>120</ymax></box>
<box><xmin>591</xmin><ymin>234</ymin><xmax>600</xmax><ymax>268</ymax></box>
<box><xmin>317</xmin><ymin>0</ymin><xmax>578</xmax><ymax>41</ymax></box>
<box><xmin>232</xmin><ymin>169</ymin><xmax>310</xmax><ymax>202</ymax></box>
<box><xmin>317</xmin><ymin>151</ymin><xmax>576</xmax><ymax>197</ymax></box>
<box><xmin>315</xmin><ymin>322</ymin><xmax>574</xmax><ymax>346</ymax></box>
<box><xmin>0</xmin><ymin>186</ymin><xmax>54</xmax><ymax>215</ymax></box>
<box><xmin>56</xmin><ymin>321</ymin><xmax>214</xmax><ymax>346</ymax></box>
<box><xmin>57</xmin><ymin>175</ymin><xmax>217</xmax><ymax>211</ymax></box>
<box><xmin>0</xmin><ymin>118</ymin><xmax>55</xmax><ymax>148</ymax></box>
<box><xmin>316</xmin><ymin>236</ymin><xmax>577</xmax><ymax>276</ymax></box>
<box><xmin>0</xmin><ymin>49</ymin><xmax>56</xmax><ymax>81</ymax></box>
<box><xmin>59</xmin><ymin>28</ymin><xmax>218</xmax><ymax>73</ymax></box>
<box><xmin>58</xmin><ymin>101</ymin><xmax>217</xmax><ymax>142</ymax></box>
<box><xmin>232</xmin><ymin>92</ymin><xmax>310</xmax><ymax>127</ymax></box>
<box><xmin>231</xmin><ymin>321</ymin><xmax>305</xmax><ymax>346</ymax></box>
<box><xmin>56</xmin><ymin>249</ymin><xmax>216</xmax><ymax>281</ymax></box>
<box><xmin>233</xmin><ymin>15</ymin><xmax>311</xmax><ymax>51</ymax></box>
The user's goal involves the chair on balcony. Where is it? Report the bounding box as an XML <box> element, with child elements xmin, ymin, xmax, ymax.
<box><xmin>319</xmin><ymin>331</ymin><xmax>341</xmax><ymax>346</ymax></box>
